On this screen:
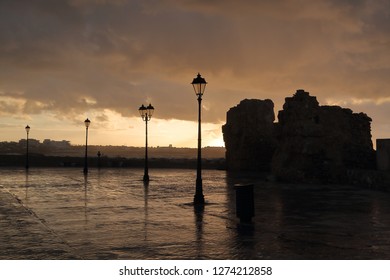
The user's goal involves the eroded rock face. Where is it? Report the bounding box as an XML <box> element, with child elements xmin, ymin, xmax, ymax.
<box><xmin>222</xmin><ymin>90</ymin><xmax>376</xmax><ymax>182</ymax></box>
<box><xmin>272</xmin><ymin>90</ymin><xmax>375</xmax><ymax>182</ymax></box>
<box><xmin>222</xmin><ymin>99</ymin><xmax>277</xmax><ymax>171</ymax></box>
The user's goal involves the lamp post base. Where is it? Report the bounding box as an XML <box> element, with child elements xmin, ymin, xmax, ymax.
<box><xmin>194</xmin><ymin>176</ymin><xmax>204</xmax><ymax>204</ymax></box>
<box><xmin>193</xmin><ymin>193</ymin><xmax>205</xmax><ymax>205</ymax></box>
<box><xmin>83</xmin><ymin>168</ymin><xmax>88</xmax><ymax>175</ymax></box>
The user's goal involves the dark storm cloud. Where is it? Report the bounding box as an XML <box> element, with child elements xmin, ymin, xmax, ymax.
<box><xmin>0</xmin><ymin>0</ymin><xmax>389</xmax><ymax>126</ymax></box>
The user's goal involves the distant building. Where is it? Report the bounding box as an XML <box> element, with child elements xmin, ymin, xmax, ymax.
<box><xmin>42</xmin><ymin>139</ymin><xmax>71</xmax><ymax>149</ymax></box>
<box><xmin>19</xmin><ymin>138</ymin><xmax>40</xmax><ymax>147</ymax></box>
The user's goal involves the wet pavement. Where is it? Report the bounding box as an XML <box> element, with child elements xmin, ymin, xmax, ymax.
<box><xmin>0</xmin><ymin>188</ymin><xmax>80</xmax><ymax>259</ymax></box>
<box><xmin>1</xmin><ymin>168</ymin><xmax>390</xmax><ymax>259</ymax></box>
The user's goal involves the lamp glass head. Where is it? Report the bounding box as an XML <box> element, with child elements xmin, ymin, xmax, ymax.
<box><xmin>191</xmin><ymin>73</ymin><xmax>207</xmax><ymax>96</ymax></box>
<box><xmin>84</xmin><ymin>118</ymin><xmax>91</xmax><ymax>128</ymax></box>
<box><xmin>139</xmin><ymin>104</ymin><xmax>147</xmax><ymax>118</ymax></box>
<box><xmin>146</xmin><ymin>103</ymin><xmax>154</xmax><ymax>118</ymax></box>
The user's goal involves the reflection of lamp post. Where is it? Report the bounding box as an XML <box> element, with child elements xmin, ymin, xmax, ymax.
<box><xmin>97</xmin><ymin>151</ymin><xmax>101</xmax><ymax>169</ymax></box>
<box><xmin>25</xmin><ymin>125</ymin><xmax>30</xmax><ymax>170</ymax></box>
<box><xmin>84</xmin><ymin>175</ymin><xmax>88</xmax><ymax>223</ymax></box>
<box><xmin>191</xmin><ymin>73</ymin><xmax>207</xmax><ymax>205</ymax></box>
<box><xmin>84</xmin><ymin>118</ymin><xmax>91</xmax><ymax>175</ymax></box>
<box><xmin>139</xmin><ymin>103</ymin><xmax>154</xmax><ymax>182</ymax></box>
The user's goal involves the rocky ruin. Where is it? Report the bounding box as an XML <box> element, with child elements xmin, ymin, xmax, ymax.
<box><xmin>222</xmin><ymin>99</ymin><xmax>277</xmax><ymax>172</ymax></box>
<box><xmin>223</xmin><ymin>89</ymin><xmax>376</xmax><ymax>183</ymax></box>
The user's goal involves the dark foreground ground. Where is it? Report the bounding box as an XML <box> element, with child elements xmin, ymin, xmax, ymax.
<box><xmin>0</xmin><ymin>189</ymin><xmax>80</xmax><ymax>259</ymax></box>
<box><xmin>1</xmin><ymin>168</ymin><xmax>390</xmax><ymax>259</ymax></box>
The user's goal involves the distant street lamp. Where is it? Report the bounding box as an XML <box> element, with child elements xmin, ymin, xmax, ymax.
<box><xmin>191</xmin><ymin>73</ymin><xmax>207</xmax><ymax>205</ymax></box>
<box><xmin>97</xmin><ymin>151</ymin><xmax>101</xmax><ymax>169</ymax></box>
<box><xmin>139</xmin><ymin>103</ymin><xmax>154</xmax><ymax>182</ymax></box>
<box><xmin>84</xmin><ymin>118</ymin><xmax>91</xmax><ymax>175</ymax></box>
<box><xmin>25</xmin><ymin>125</ymin><xmax>30</xmax><ymax>170</ymax></box>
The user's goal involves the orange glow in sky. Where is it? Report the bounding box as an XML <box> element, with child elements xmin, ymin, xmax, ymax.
<box><xmin>1</xmin><ymin>0</ymin><xmax>389</xmax><ymax>147</ymax></box>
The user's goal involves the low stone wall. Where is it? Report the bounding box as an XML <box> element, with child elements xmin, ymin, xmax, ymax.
<box><xmin>347</xmin><ymin>169</ymin><xmax>390</xmax><ymax>191</ymax></box>
<box><xmin>377</xmin><ymin>139</ymin><xmax>390</xmax><ymax>171</ymax></box>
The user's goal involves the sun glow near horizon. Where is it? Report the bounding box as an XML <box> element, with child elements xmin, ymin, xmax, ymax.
<box><xmin>0</xmin><ymin>108</ymin><xmax>225</xmax><ymax>148</ymax></box>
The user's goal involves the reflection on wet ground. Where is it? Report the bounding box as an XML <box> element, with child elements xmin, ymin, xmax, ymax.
<box><xmin>1</xmin><ymin>168</ymin><xmax>390</xmax><ymax>259</ymax></box>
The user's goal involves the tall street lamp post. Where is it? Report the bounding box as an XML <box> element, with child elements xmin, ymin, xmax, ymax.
<box><xmin>25</xmin><ymin>125</ymin><xmax>30</xmax><ymax>170</ymax></box>
<box><xmin>84</xmin><ymin>118</ymin><xmax>91</xmax><ymax>175</ymax></box>
<box><xmin>191</xmin><ymin>73</ymin><xmax>207</xmax><ymax>205</ymax></box>
<box><xmin>139</xmin><ymin>104</ymin><xmax>154</xmax><ymax>182</ymax></box>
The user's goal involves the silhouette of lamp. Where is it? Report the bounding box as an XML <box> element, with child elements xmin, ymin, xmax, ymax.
<box><xmin>97</xmin><ymin>151</ymin><xmax>101</xmax><ymax>169</ymax></box>
<box><xmin>84</xmin><ymin>118</ymin><xmax>91</xmax><ymax>175</ymax></box>
<box><xmin>191</xmin><ymin>73</ymin><xmax>207</xmax><ymax>205</ymax></box>
<box><xmin>25</xmin><ymin>125</ymin><xmax>30</xmax><ymax>170</ymax></box>
<box><xmin>139</xmin><ymin>103</ymin><xmax>154</xmax><ymax>182</ymax></box>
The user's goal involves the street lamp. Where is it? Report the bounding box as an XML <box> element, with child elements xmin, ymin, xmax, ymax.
<box><xmin>25</xmin><ymin>125</ymin><xmax>30</xmax><ymax>170</ymax></box>
<box><xmin>191</xmin><ymin>73</ymin><xmax>207</xmax><ymax>205</ymax></box>
<box><xmin>139</xmin><ymin>103</ymin><xmax>154</xmax><ymax>182</ymax></box>
<box><xmin>84</xmin><ymin>118</ymin><xmax>91</xmax><ymax>174</ymax></box>
<box><xmin>97</xmin><ymin>151</ymin><xmax>101</xmax><ymax>169</ymax></box>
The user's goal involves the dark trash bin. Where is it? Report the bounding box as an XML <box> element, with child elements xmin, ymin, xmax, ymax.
<box><xmin>234</xmin><ymin>184</ymin><xmax>255</xmax><ymax>224</ymax></box>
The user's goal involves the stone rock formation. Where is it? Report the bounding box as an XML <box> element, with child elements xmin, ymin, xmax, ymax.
<box><xmin>223</xmin><ymin>90</ymin><xmax>376</xmax><ymax>183</ymax></box>
<box><xmin>272</xmin><ymin>89</ymin><xmax>375</xmax><ymax>182</ymax></box>
<box><xmin>222</xmin><ymin>99</ymin><xmax>277</xmax><ymax>171</ymax></box>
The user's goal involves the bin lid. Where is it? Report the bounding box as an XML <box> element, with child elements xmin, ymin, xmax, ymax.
<box><xmin>234</xmin><ymin>183</ymin><xmax>254</xmax><ymax>189</ymax></box>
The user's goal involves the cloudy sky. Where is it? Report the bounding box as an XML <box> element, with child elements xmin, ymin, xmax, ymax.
<box><xmin>1</xmin><ymin>0</ymin><xmax>389</xmax><ymax>147</ymax></box>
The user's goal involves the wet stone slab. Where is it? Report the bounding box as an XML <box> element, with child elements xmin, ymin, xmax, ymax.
<box><xmin>0</xmin><ymin>189</ymin><xmax>81</xmax><ymax>259</ymax></box>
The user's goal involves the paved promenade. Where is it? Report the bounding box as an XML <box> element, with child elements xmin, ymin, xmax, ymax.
<box><xmin>2</xmin><ymin>168</ymin><xmax>390</xmax><ymax>260</ymax></box>
<box><xmin>0</xmin><ymin>189</ymin><xmax>81</xmax><ymax>259</ymax></box>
